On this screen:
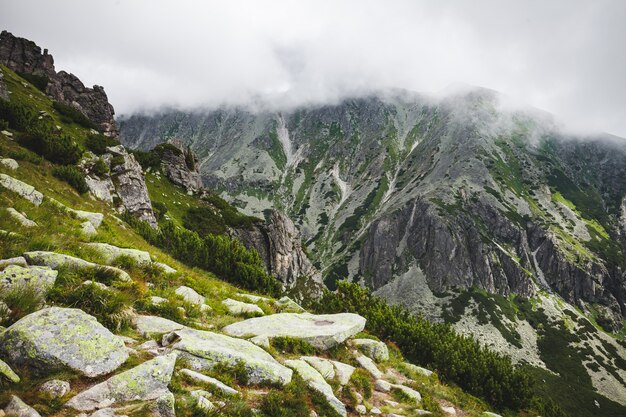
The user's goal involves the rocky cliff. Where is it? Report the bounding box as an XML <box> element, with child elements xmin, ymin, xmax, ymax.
<box><xmin>159</xmin><ymin>139</ymin><xmax>204</xmax><ymax>193</ymax></box>
<box><xmin>0</xmin><ymin>30</ymin><xmax>117</xmax><ymax>136</ymax></box>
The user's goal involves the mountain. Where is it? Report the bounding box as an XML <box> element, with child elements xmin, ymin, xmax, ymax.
<box><xmin>119</xmin><ymin>88</ymin><xmax>626</xmax><ymax>415</ymax></box>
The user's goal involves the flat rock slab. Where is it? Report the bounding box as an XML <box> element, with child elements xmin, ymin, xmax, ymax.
<box><xmin>0</xmin><ymin>307</ymin><xmax>128</xmax><ymax>378</ymax></box>
<box><xmin>0</xmin><ymin>174</ymin><xmax>43</xmax><ymax>205</ymax></box>
<box><xmin>154</xmin><ymin>262</ymin><xmax>176</xmax><ymax>274</ymax></box>
<box><xmin>0</xmin><ymin>264</ymin><xmax>57</xmax><ymax>295</ymax></box>
<box><xmin>66</xmin><ymin>353</ymin><xmax>177</xmax><ymax>411</ymax></box>
<box><xmin>85</xmin><ymin>242</ymin><xmax>151</xmax><ymax>265</ymax></box>
<box><xmin>285</xmin><ymin>359</ymin><xmax>347</xmax><ymax>417</ymax></box>
<box><xmin>180</xmin><ymin>368</ymin><xmax>238</xmax><ymax>395</ymax></box>
<box><xmin>223</xmin><ymin>312</ymin><xmax>366</xmax><ymax>350</ymax></box>
<box><xmin>162</xmin><ymin>328</ymin><xmax>292</xmax><ymax>386</ymax></box>
<box><xmin>352</xmin><ymin>338</ymin><xmax>389</xmax><ymax>362</ymax></box>
<box><xmin>222</xmin><ymin>298</ymin><xmax>264</xmax><ymax>316</ymax></box>
<box><xmin>302</xmin><ymin>356</ymin><xmax>335</xmax><ymax>380</ymax></box>
<box><xmin>23</xmin><ymin>251</ymin><xmax>130</xmax><ymax>282</ymax></box>
<box><xmin>133</xmin><ymin>315</ymin><xmax>185</xmax><ymax>337</ymax></box>
<box><xmin>7</xmin><ymin>208</ymin><xmax>37</xmax><ymax>227</ymax></box>
<box><xmin>175</xmin><ymin>285</ymin><xmax>205</xmax><ymax>305</ymax></box>
<box><xmin>356</xmin><ymin>355</ymin><xmax>383</xmax><ymax>379</ymax></box>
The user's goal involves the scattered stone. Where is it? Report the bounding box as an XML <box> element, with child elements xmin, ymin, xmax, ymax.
<box><xmin>85</xmin><ymin>242</ymin><xmax>151</xmax><ymax>265</ymax></box>
<box><xmin>403</xmin><ymin>362</ymin><xmax>433</xmax><ymax>377</ymax></box>
<box><xmin>355</xmin><ymin>405</ymin><xmax>367</xmax><ymax>415</ymax></box>
<box><xmin>392</xmin><ymin>384</ymin><xmax>422</xmax><ymax>403</ymax></box>
<box><xmin>0</xmin><ymin>264</ymin><xmax>58</xmax><ymax>296</ymax></box>
<box><xmin>375</xmin><ymin>379</ymin><xmax>391</xmax><ymax>392</ymax></box>
<box><xmin>222</xmin><ymin>298</ymin><xmax>264</xmax><ymax>316</ymax></box>
<box><xmin>249</xmin><ymin>335</ymin><xmax>270</xmax><ymax>349</ymax></box>
<box><xmin>236</xmin><ymin>293</ymin><xmax>270</xmax><ymax>303</ymax></box>
<box><xmin>80</xmin><ymin>221</ymin><xmax>97</xmax><ymax>237</ymax></box>
<box><xmin>162</xmin><ymin>328</ymin><xmax>292</xmax><ymax>386</ymax></box>
<box><xmin>0</xmin><ymin>307</ymin><xmax>128</xmax><ymax>378</ymax></box>
<box><xmin>23</xmin><ymin>251</ymin><xmax>130</xmax><ymax>282</ymax></box>
<box><xmin>175</xmin><ymin>285</ymin><xmax>205</xmax><ymax>305</ymax></box>
<box><xmin>352</xmin><ymin>338</ymin><xmax>389</xmax><ymax>362</ymax></box>
<box><xmin>149</xmin><ymin>296</ymin><xmax>167</xmax><ymax>305</ymax></box>
<box><xmin>1</xmin><ymin>130</ymin><xmax>13</xmax><ymax>137</ymax></box>
<box><xmin>4</xmin><ymin>396</ymin><xmax>41</xmax><ymax>417</ymax></box>
<box><xmin>285</xmin><ymin>359</ymin><xmax>346</xmax><ymax>417</ymax></box>
<box><xmin>0</xmin><ymin>158</ymin><xmax>18</xmax><ymax>170</ymax></box>
<box><xmin>302</xmin><ymin>356</ymin><xmax>335</xmax><ymax>380</ymax></box>
<box><xmin>370</xmin><ymin>407</ymin><xmax>382</xmax><ymax>415</ymax></box>
<box><xmin>330</xmin><ymin>360</ymin><xmax>355</xmax><ymax>385</ymax></box>
<box><xmin>0</xmin><ymin>256</ymin><xmax>27</xmax><ymax>268</ymax></box>
<box><xmin>190</xmin><ymin>390</ymin><xmax>214</xmax><ymax>411</ymax></box>
<box><xmin>223</xmin><ymin>312</ymin><xmax>366</xmax><ymax>350</ymax></box>
<box><xmin>180</xmin><ymin>368</ymin><xmax>238</xmax><ymax>395</ymax></box>
<box><xmin>38</xmin><ymin>379</ymin><xmax>71</xmax><ymax>399</ymax></box>
<box><xmin>390</xmin><ymin>414</ymin><xmax>410</xmax><ymax>417</ymax></box>
<box><xmin>482</xmin><ymin>413</ymin><xmax>503</xmax><ymax>417</ymax></box>
<box><xmin>0</xmin><ymin>174</ymin><xmax>43</xmax><ymax>205</ymax></box>
<box><xmin>82</xmin><ymin>280</ymin><xmax>109</xmax><ymax>290</ymax></box>
<box><xmin>132</xmin><ymin>315</ymin><xmax>185</xmax><ymax>337</ymax></box>
<box><xmin>0</xmin><ymin>358</ymin><xmax>20</xmax><ymax>383</ymax></box>
<box><xmin>384</xmin><ymin>400</ymin><xmax>399</xmax><ymax>407</ymax></box>
<box><xmin>66</xmin><ymin>353</ymin><xmax>177</xmax><ymax>411</ymax></box>
<box><xmin>355</xmin><ymin>355</ymin><xmax>383</xmax><ymax>379</ymax></box>
<box><xmin>442</xmin><ymin>406</ymin><xmax>457</xmax><ymax>415</ymax></box>
<box><xmin>275</xmin><ymin>296</ymin><xmax>306</xmax><ymax>312</ymax></box>
<box><xmin>154</xmin><ymin>262</ymin><xmax>176</xmax><ymax>274</ymax></box>
<box><xmin>150</xmin><ymin>392</ymin><xmax>176</xmax><ymax>417</ymax></box>
<box><xmin>416</xmin><ymin>411</ymin><xmax>433</xmax><ymax>416</ymax></box>
<box><xmin>7</xmin><ymin>208</ymin><xmax>37</xmax><ymax>227</ymax></box>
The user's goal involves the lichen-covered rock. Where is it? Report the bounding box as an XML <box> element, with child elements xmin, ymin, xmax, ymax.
<box><xmin>133</xmin><ymin>315</ymin><xmax>185</xmax><ymax>337</ymax></box>
<box><xmin>85</xmin><ymin>242</ymin><xmax>152</xmax><ymax>265</ymax></box>
<box><xmin>237</xmin><ymin>293</ymin><xmax>271</xmax><ymax>303</ymax></box>
<box><xmin>402</xmin><ymin>362</ymin><xmax>433</xmax><ymax>377</ymax></box>
<box><xmin>222</xmin><ymin>312</ymin><xmax>366</xmax><ymax>350</ymax></box>
<box><xmin>162</xmin><ymin>328</ymin><xmax>292</xmax><ymax>385</ymax></box>
<box><xmin>331</xmin><ymin>360</ymin><xmax>355</xmax><ymax>385</ymax></box>
<box><xmin>159</xmin><ymin>139</ymin><xmax>203</xmax><ymax>193</ymax></box>
<box><xmin>0</xmin><ymin>158</ymin><xmax>18</xmax><ymax>170</ymax></box>
<box><xmin>6</xmin><ymin>208</ymin><xmax>37</xmax><ymax>227</ymax></box>
<box><xmin>355</xmin><ymin>355</ymin><xmax>383</xmax><ymax>379</ymax></box>
<box><xmin>3</xmin><ymin>396</ymin><xmax>41</xmax><ymax>417</ymax></box>
<box><xmin>0</xmin><ymin>358</ymin><xmax>20</xmax><ymax>383</ymax></box>
<box><xmin>391</xmin><ymin>384</ymin><xmax>421</xmax><ymax>403</ymax></box>
<box><xmin>0</xmin><ymin>307</ymin><xmax>128</xmax><ymax>377</ymax></box>
<box><xmin>66</xmin><ymin>353</ymin><xmax>177</xmax><ymax>411</ymax></box>
<box><xmin>302</xmin><ymin>356</ymin><xmax>335</xmax><ymax>380</ymax></box>
<box><xmin>38</xmin><ymin>379</ymin><xmax>70</xmax><ymax>399</ymax></box>
<box><xmin>175</xmin><ymin>286</ymin><xmax>205</xmax><ymax>305</ymax></box>
<box><xmin>81</xmin><ymin>221</ymin><xmax>97</xmax><ymax>237</ymax></box>
<box><xmin>150</xmin><ymin>392</ymin><xmax>176</xmax><ymax>417</ymax></box>
<box><xmin>351</xmin><ymin>338</ymin><xmax>389</xmax><ymax>362</ymax></box>
<box><xmin>0</xmin><ymin>256</ymin><xmax>28</xmax><ymax>268</ymax></box>
<box><xmin>0</xmin><ymin>174</ymin><xmax>43</xmax><ymax>205</ymax></box>
<box><xmin>375</xmin><ymin>379</ymin><xmax>391</xmax><ymax>392</ymax></box>
<box><xmin>72</xmin><ymin>210</ymin><xmax>104</xmax><ymax>228</ymax></box>
<box><xmin>154</xmin><ymin>262</ymin><xmax>176</xmax><ymax>274</ymax></box>
<box><xmin>180</xmin><ymin>368</ymin><xmax>238</xmax><ymax>395</ymax></box>
<box><xmin>285</xmin><ymin>359</ymin><xmax>346</xmax><ymax>417</ymax></box>
<box><xmin>23</xmin><ymin>251</ymin><xmax>130</xmax><ymax>282</ymax></box>
<box><xmin>190</xmin><ymin>390</ymin><xmax>214</xmax><ymax>411</ymax></box>
<box><xmin>0</xmin><ymin>264</ymin><xmax>57</xmax><ymax>296</ymax></box>
<box><xmin>222</xmin><ymin>298</ymin><xmax>264</xmax><ymax>316</ymax></box>
<box><xmin>275</xmin><ymin>296</ymin><xmax>306</xmax><ymax>313</ymax></box>
<box><xmin>85</xmin><ymin>176</ymin><xmax>115</xmax><ymax>203</ymax></box>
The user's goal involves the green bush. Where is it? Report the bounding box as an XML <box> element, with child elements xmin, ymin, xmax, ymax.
<box><xmin>271</xmin><ymin>336</ymin><xmax>316</xmax><ymax>355</ymax></box>
<box><xmin>18</xmin><ymin>130</ymin><xmax>82</xmax><ymax>165</ymax></box>
<box><xmin>16</xmin><ymin>71</ymin><xmax>49</xmax><ymax>92</ymax></box>
<box><xmin>52</xmin><ymin>165</ymin><xmax>89</xmax><ymax>193</ymax></box>
<box><xmin>85</xmin><ymin>133</ymin><xmax>119</xmax><ymax>155</ymax></box>
<box><xmin>259</xmin><ymin>376</ymin><xmax>310</xmax><ymax>417</ymax></box>
<box><xmin>0</xmin><ymin>98</ymin><xmax>39</xmax><ymax>131</ymax></box>
<box><xmin>52</xmin><ymin>101</ymin><xmax>97</xmax><ymax>129</ymax></box>
<box><xmin>0</xmin><ymin>285</ymin><xmax>45</xmax><ymax>325</ymax></box>
<box><xmin>183</xmin><ymin>206</ymin><xmax>228</xmax><ymax>236</ymax></box>
<box><xmin>92</xmin><ymin>157</ymin><xmax>109</xmax><ymax>176</ymax></box>
<box><xmin>349</xmin><ymin>368</ymin><xmax>372</xmax><ymax>399</ymax></box>
<box><xmin>152</xmin><ymin>201</ymin><xmax>168</xmax><ymax>220</ymax></box>
<box><xmin>131</xmin><ymin>149</ymin><xmax>161</xmax><ymax>170</ymax></box>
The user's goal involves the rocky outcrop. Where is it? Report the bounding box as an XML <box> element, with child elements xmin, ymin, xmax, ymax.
<box><xmin>233</xmin><ymin>210</ymin><xmax>324</xmax><ymax>298</ymax></box>
<box><xmin>222</xmin><ymin>312</ymin><xmax>366</xmax><ymax>350</ymax></box>
<box><xmin>285</xmin><ymin>359</ymin><xmax>347</xmax><ymax>417</ymax></box>
<box><xmin>159</xmin><ymin>139</ymin><xmax>203</xmax><ymax>193</ymax></box>
<box><xmin>0</xmin><ymin>264</ymin><xmax>58</xmax><ymax>296</ymax></box>
<box><xmin>0</xmin><ymin>30</ymin><xmax>117</xmax><ymax>136</ymax></box>
<box><xmin>0</xmin><ymin>174</ymin><xmax>43</xmax><ymax>205</ymax></box>
<box><xmin>0</xmin><ymin>307</ymin><xmax>129</xmax><ymax>377</ymax></box>
<box><xmin>85</xmin><ymin>242</ymin><xmax>152</xmax><ymax>265</ymax></box>
<box><xmin>222</xmin><ymin>298</ymin><xmax>264</xmax><ymax>316</ymax></box>
<box><xmin>0</xmin><ymin>68</ymin><xmax>9</xmax><ymax>100</ymax></box>
<box><xmin>351</xmin><ymin>339</ymin><xmax>389</xmax><ymax>362</ymax></box>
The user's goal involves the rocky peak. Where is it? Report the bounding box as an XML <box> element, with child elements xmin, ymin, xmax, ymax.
<box><xmin>159</xmin><ymin>139</ymin><xmax>204</xmax><ymax>194</ymax></box>
<box><xmin>0</xmin><ymin>30</ymin><xmax>118</xmax><ymax>137</ymax></box>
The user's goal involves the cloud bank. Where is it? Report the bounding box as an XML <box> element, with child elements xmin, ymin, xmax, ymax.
<box><xmin>1</xmin><ymin>0</ymin><xmax>625</xmax><ymax>136</ymax></box>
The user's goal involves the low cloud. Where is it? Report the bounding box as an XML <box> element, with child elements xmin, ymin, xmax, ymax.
<box><xmin>1</xmin><ymin>0</ymin><xmax>626</xmax><ymax>136</ymax></box>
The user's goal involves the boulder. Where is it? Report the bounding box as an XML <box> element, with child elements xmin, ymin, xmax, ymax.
<box><xmin>3</xmin><ymin>396</ymin><xmax>41</xmax><ymax>417</ymax></box>
<box><xmin>81</xmin><ymin>221</ymin><xmax>97</xmax><ymax>237</ymax></box>
<box><xmin>38</xmin><ymin>379</ymin><xmax>71</xmax><ymax>399</ymax></box>
<box><xmin>23</xmin><ymin>251</ymin><xmax>130</xmax><ymax>282</ymax></box>
<box><xmin>442</xmin><ymin>406</ymin><xmax>457</xmax><ymax>415</ymax></box>
<box><xmin>0</xmin><ymin>307</ymin><xmax>128</xmax><ymax>377</ymax></box>
<box><xmin>6</xmin><ymin>208</ymin><xmax>37</xmax><ymax>227</ymax></box>
<box><xmin>482</xmin><ymin>413</ymin><xmax>503</xmax><ymax>417</ymax></box>
<box><xmin>275</xmin><ymin>296</ymin><xmax>306</xmax><ymax>313</ymax></box>
<box><xmin>72</xmin><ymin>210</ymin><xmax>104</xmax><ymax>228</ymax></box>
<box><xmin>302</xmin><ymin>356</ymin><xmax>335</xmax><ymax>380</ymax></box>
<box><xmin>175</xmin><ymin>286</ymin><xmax>205</xmax><ymax>305</ymax></box>
<box><xmin>222</xmin><ymin>312</ymin><xmax>366</xmax><ymax>350</ymax></box>
<box><xmin>355</xmin><ymin>405</ymin><xmax>367</xmax><ymax>415</ymax></box>
<box><xmin>351</xmin><ymin>338</ymin><xmax>389</xmax><ymax>362</ymax></box>
<box><xmin>402</xmin><ymin>362</ymin><xmax>433</xmax><ymax>378</ymax></box>
<box><xmin>154</xmin><ymin>262</ymin><xmax>176</xmax><ymax>275</ymax></box>
<box><xmin>0</xmin><ymin>174</ymin><xmax>43</xmax><ymax>205</ymax></box>
<box><xmin>285</xmin><ymin>359</ymin><xmax>346</xmax><ymax>417</ymax></box>
<box><xmin>0</xmin><ymin>358</ymin><xmax>20</xmax><ymax>383</ymax></box>
<box><xmin>179</xmin><ymin>368</ymin><xmax>238</xmax><ymax>395</ymax></box>
<box><xmin>66</xmin><ymin>353</ymin><xmax>177</xmax><ymax>411</ymax></box>
<box><xmin>190</xmin><ymin>390</ymin><xmax>214</xmax><ymax>411</ymax></box>
<box><xmin>0</xmin><ymin>158</ymin><xmax>18</xmax><ymax>170</ymax></box>
<box><xmin>0</xmin><ymin>264</ymin><xmax>57</xmax><ymax>296</ymax></box>
<box><xmin>0</xmin><ymin>256</ymin><xmax>28</xmax><ymax>268</ymax></box>
<box><xmin>392</xmin><ymin>384</ymin><xmax>422</xmax><ymax>403</ymax></box>
<box><xmin>132</xmin><ymin>315</ymin><xmax>185</xmax><ymax>337</ymax></box>
<box><xmin>330</xmin><ymin>360</ymin><xmax>355</xmax><ymax>385</ymax></box>
<box><xmin>85</xmin><ymin>242</ymin><xmax>151</xmax><ymax>265</ymax></box>
<box><xmin>85</xmin><ymin>176</ymin><xmax>115</xmax><ymax>203</ymax></box>
<box><xmin>150</xmin><ymin>392</ymin><xmax>176</xmax><ymax>417</ymax></box>
<box><xmin>222</xmin><ymin>298</ymin><xmax>264</xmax><ymax>316</ymax></box>
<box><xmin>375</xmin><ymin>379</ymin><xmax>391</xmax><ymax>392</ymax></box>
<box><xmin>355</xmin><ymin>355</ymin><xmax>383</xmax><ymax>379</ymax></box>
<box><xmin>236</xmin><ymin>293</ymin><xmax>271</xmax><ymax>303</ymax></box>
<box><xmin>162</xmin><ymin>328</ymin><xmax>292</xmax><ymax>386</ymax></box>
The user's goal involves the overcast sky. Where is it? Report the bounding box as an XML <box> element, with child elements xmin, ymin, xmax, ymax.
<box><xmin>1</xmin><ymin>0</ymin><xmax>625</xmax><ymax>136</ymax></box>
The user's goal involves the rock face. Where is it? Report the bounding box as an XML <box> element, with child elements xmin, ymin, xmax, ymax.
<box><xmin>0</xmin><ymin>307</ymin><xmax>128</xmax><ymax>377</ymax></box>
<box><xmin>222</xmin><ymin>312</ymin><xmax>366</xmax><ymax>350</ymax></box>
<box><xmin>65</xmin><ymin>353</ymin><xmax>177</xmax><ymax>411</ymax></box>
<box><xmin>159</xmin><ymin>139</ymin><xmax>203</xmax><ymax>193</ymax></box>
<box><xmin>0</xmin><ymin>30</ymin><xmax>117</xmax><ymax>136</ymax></box>
<box><xmin>233</xmin><ymin>210</ymin><xmax>324</xmax><ymax>298</ymax></box>
<box><xmin>162</xmin><ymin>328</ymin><xmax>292</xmax><ymax>385</ymax></box>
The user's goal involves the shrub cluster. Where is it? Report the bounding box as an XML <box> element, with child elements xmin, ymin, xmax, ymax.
<box><xmin>18</xmin><ymin>129</ymin><xmax>82</xmax><ymax>165</ymax></box>
<box><xmin>52</xmin><ymin>165</ymin><xmax>89</xmax><ymax>193</ymax></box>
<box><xmin>183</xmin><ymin>193</ymin><xmax>261</xmax><ymax>236</ymax></box>
<box><xmin>84</xmin><ymin>133</ymin><xmax>120</xmax><ymax>155</ymax></box>
<box><xmin>16</xmin><ymin>71</ymin><xmax>49</xmax><ymax>92</ymax></box>
<box><xmin>52</xmin><ymin>101</ymin><xmax>97</xmax><ymax>129</ymax></box>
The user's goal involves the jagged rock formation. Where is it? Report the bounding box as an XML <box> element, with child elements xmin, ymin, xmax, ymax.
<box><xmin>120</xmin><ymin>90</ymin><xmax>626</xmax><ymax>331</ymax></box>
<box><xmin>232</xmin><ymin>209</ymin><xmax>324</xmax><ymax>298</ymax></box>
<box><xmin>0</xmin><ymin>69</ymin><xmax>8</xmax><ymax>100</ymax></box>
<box><xmin>0</xmin><ymin>30</ymin><xmax>117</xmax><ymax>136</ymax></box>
<box><xmin>160</xmin><ymin>139</ymin><xmax>203</xmax><ymax>193</ymax></box>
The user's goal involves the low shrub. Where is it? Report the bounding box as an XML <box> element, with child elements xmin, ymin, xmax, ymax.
<box><xmin>16</xmin><ymin>71</ymin><xmax>49</xmax><ymax>92</ymax></box>
<box><xmin>18</xmin><ymin>130</ymin><xmax>82</xmax><ymax>165</ymax></box>
<box><xmin>52</xmin><ymin>165</ymin><xmax>89</xmax><ymax>193</ymax></box>
<box><xmin>84</xmin><ymin>133</ymin><xmax>119</xmax><ymax>155</ymax></box>
<box><xmin>52</xmin><ymin>101</ymin><xmax>97</xmax><ymax>129</ymax></box>
<box><xmin>271</xmin><ymin>337</ymin><xmax>316</xmax><ymax>355</ymax></box>
<box><xmin>0</xmin><ymin>285</ymin><xmax>45</xmax><ymax>325</ymax></box>
<box><xmin>349</xmin><ymin>369</ymin><xmax>372</xmax><ymax>399</ymax></box>
<box><xmin>259</xmin><ymin>376</ymin><xmax>310</xmax><ymax>417</ymax></box>
<box><xmin>92</xmin><ymin>157</ymin><xmax>109</xmax><ymax>176</ymax></box>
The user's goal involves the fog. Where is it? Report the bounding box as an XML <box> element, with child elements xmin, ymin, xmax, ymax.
<box><xmin>1</xmin><ymin>0</ymin><xmax>625</xmax><ymax>136</ymax></box>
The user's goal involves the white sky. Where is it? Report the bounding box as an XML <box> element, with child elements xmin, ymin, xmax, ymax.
<box><xmin>1</xmin><ymin>0</ymin><xmax>625</xmax><ymax>136</ymax></box>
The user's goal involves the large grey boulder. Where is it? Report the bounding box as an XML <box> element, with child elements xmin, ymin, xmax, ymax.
<box><xmin>3</xmin><ymin>396</ymin><xmax>41</xmax><ymax>417</ymax></box>
<box><xmin>285</xmin><ymin>359</ymin><xmax>346</xmax><ymax>417</ymax></box>
<box><xmin>0</xmin><ymin>256</ymin><xmax>28</xmax><ymax>268</ymax></box>
<box><xmin>6</xmin><ymin>208</ymin><xmax>37</xmax><ymax>227</ymax></box>
<box><xmin>0</xmin><ymin>358</ymin><xmax>20</xmax><ymax>383</ymax></box>
<box><xmin>85</xmin><ymin>242</ymin><xmax>151</xmax><ymax>265</ymax></box>
<box><xmin>66</xmin><ymin>353</ymin><xmax>177</xmax><ymax>411</ymax></box>
<box><xmin>132</xmin><ymin>315</ymin><xmax>185</xmax><ymax>337</ymax></box>
<box><xmin>38</xmin><ymin>379</ymin><xmax>71</xmax><ymax>399</ymax></box>
<box><xmin>150</xmin><ymin>392</ymin><xmax>176</xmax><ymax>417</ymax></box>
<box><xmin>0</xmin><ymin>174</ymin><xmax>43</xmax><ymax>205</ymax></box>
<box><xmin>222</xmin><ymin>312</ymin><xmax>366</xmax><ymax>350</ymax></box>
<box><xmin>0</xmin><ymin>158</ymin><xmax>18</xmax><ymax>170</ymax></box>
<box><xmin>159</xmin><ymin>139</ymin><xmax>204</xmax><ymax>193</ymax></box>
<box><xmin>175</xmin><ymin>286</ymin><xmax>205</xmax><ymax>305</ymax></box>
<box><xmin>0</xmin><ymin>264</ymin><xmax>57</xmax><ymax>295</ymax></box>
<box><xmin>356</xmin><ymin>355</ymin><xmax>383</xmax><ymax>379</ymax></box>
<box><xmin>0</xmin><ymin>307</ymin><xmax>128</xmax><ymax>377</ymax></box>
<box><xmin>162</xmin><ymin>328</ymin><xmax>292</xmax><ymax>386</ymax></box>
<box><xmin>85</xmin><ymin>175</ymin><xmax>115</xmax><ymax>203</ymax></box>
<box><xmin>222</xmin><ymin>298</ymin><xmax>264</xmax><ymax>316</ymax></box>
<box><xmin>23</xmin><ymin>251</ymin><xmax>130</xmax><ymax>282</ymax></box>
<box><xmin>179</xmin><ymin>368</ymin><xmax>238</xmax><ymax>395</ymax></box>
<box><xmin>351</xmin><ymin>338</ymin><xmax>389</xmax><ymax>362</ymax></box>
